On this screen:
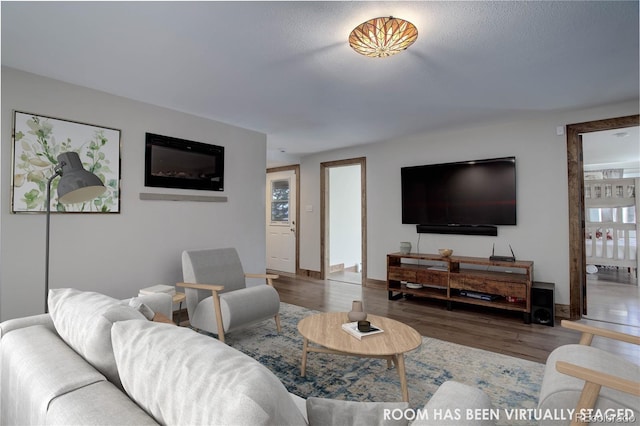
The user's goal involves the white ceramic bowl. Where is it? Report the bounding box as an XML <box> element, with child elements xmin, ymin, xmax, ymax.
<box><xmin>438</xmin><ymin>248</ymin><xmax>453</xmax><ymax>257</ymax></box>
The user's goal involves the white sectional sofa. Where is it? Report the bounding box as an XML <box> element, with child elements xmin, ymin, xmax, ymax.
<box><xmin>0</xmin><ymin>288</ymin><xmax>494</xmax><ymax>426</ymax></box>
<box><xmin>0</xmin><ymin>290</ymin><xmax>168</xmax><ymax>425</ymax></box>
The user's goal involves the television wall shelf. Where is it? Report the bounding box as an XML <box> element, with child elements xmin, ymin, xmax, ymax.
<box><xmin>139</xmin><ymin>193</ymin><xmax>228</xmax><ymax>202</ymax></box>
<box><xmin>387</xmin><ymin>252</ymin><xmax>534</xmax><ymax>323</ymax></box>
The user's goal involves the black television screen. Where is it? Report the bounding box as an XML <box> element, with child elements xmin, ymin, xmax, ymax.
<box><xmin>401</xmin><ymin>157</ymin><xmax>516</xmax><ymax>226</ymax></box>
<box><xmin>145</xmin><ymin>133</ymin><xmax>224</xmax><ymax>191</ymax></box>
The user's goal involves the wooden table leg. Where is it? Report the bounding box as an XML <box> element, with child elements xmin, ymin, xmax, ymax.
<box><xmin>396</xmin><ymin>353</ymin><xmax>409</xmax><ymax>402</ymax></box>
<box><xmin>386</xmin><ymin>355</ymin><xmax>395</xmax><ymax>369</ymax></box>
<box><xmin>301</xmin><ymin>337</ymin><xmax>309</xmax><ymax>377</ymax></box>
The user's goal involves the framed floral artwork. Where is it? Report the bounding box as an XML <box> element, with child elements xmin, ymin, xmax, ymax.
<box><xmin>11</xmin><ymin>111</ymin><xmax>121</xmax><ymax>213</ymax></box>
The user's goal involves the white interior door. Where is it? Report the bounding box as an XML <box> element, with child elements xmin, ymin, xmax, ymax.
<box><xmin>266</xmin><ymin>170</ymin><xmax>296</xmax><ymax>273</ymax></box>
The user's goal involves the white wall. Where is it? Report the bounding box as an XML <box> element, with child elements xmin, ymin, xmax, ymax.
<box><xmin>1</xmin><ymin>67</ymin><xmax>268</xmax><ymax>321</ymax></box>
<box><xmin>299</xmin><ymin>100</ymin><xmax>639</xmax><ymax>305</ymax></box>
<box><xmin>329</xmin><ymin>165</ymin><xmax>361</xmax><ymax>269</ymax></box>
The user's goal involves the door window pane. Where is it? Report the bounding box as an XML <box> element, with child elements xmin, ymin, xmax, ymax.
<box><xmin>271</xmin><ymin>179</ymin><xmax>289</xmax><ymax>222</ymax></box>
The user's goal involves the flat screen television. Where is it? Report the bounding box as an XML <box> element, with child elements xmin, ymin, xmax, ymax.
<box><xmin>145</xmin><ymin>133</ymin><xmax>224</xmax><ymax>191</ymax></box>
<box><xmin>401</xmin><ymin>156</ymin><xmax>516</xmax><ymax>226</ymax></box>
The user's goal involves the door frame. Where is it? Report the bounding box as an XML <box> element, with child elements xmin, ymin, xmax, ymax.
<box><xmin>566</xmin><ymin>114</ymin><xmax>639</xmax><ymax>319</ymax></box>
<box><xmin>266</xmin><ymin>164</ymin><xmax>300</xmax><ymax>274</ymax></box>
<box><xmin>320</xmin><ymin>157</ymin><xmax>367</xmax><ymax>282</ymax></box>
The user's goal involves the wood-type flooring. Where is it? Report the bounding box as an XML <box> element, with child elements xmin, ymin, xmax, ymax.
<box><xmin>271</xmin><ymin>273</ymin><xmax>639</xmax><ymax>365</ymax></box>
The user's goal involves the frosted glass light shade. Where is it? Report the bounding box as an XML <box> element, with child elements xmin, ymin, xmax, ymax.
<box><xmin>349</xmin><ymin>16</ymin><xmax>418</xmax><ymax>58</ymax></box>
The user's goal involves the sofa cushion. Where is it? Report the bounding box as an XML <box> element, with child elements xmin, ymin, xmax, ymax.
<box><xmin>411</xmin><ymin>381</ymin><xmax>495</xmax><ymax>426</ymax></box>
<box><xmin>111</xmin><ymin>320</ymin><xmax>308</xmax><ymax>426</ymax></box>
<box><xmin>48</xmin><ymin>288</ymin><xmax>147</xmax><ymax>388</ymax></box>
<box><xmin>0</xmin><ymin>325</ymin><xmax>106</xmax><ymax>426</ymax></box>
<box><xmin>306</xmin><ymin>397</ymin><xmax>409</xmax><ymax>426</ymax></box>
<box><xmin>46</xmin><ymin>381</ymin><xmax>158</xmax><ymax>425</ymax></box>
<box><xmin>0</xmin><ymin>313</ymin><xmax>55</xmax><ymax>338</ymax></box>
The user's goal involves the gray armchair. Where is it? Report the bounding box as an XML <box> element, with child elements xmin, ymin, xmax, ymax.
<box><xmin>178</xmin><ymin>248</ymin><xmax>281</xmax><ymax>343</ymax></box>
<box><xmin>538</xmin><ymin>320</ymin><xmax>639</xmax><ymax>425</ymax></box>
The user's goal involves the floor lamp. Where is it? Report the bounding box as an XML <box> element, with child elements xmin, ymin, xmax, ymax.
<box><xmin>45</xmin><ymin>152</ymin><xmax>106</xmax><ymax>313</ymax></box>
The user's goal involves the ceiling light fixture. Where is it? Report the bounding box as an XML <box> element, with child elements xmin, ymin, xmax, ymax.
<box><xmin>349</xmin><ymin>16</ymin><xmax>418</xmax><ymax>58</ymax></box>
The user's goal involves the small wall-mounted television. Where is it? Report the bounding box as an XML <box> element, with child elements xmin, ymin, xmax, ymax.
<box><xmin>145</xmin><ymin>133</ymin><xmax>224</xmax><ymax>191</ymax></box>
<box><xmin>401</xmin><ymin>156</ymin><xmax>516</xmax><ymax>226</ymax></box>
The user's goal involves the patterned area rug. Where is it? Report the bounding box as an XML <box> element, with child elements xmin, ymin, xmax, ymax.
<box><xmin>224</xmin><ymin>303</ymin><xmax>544</xmax><ymax>425</ymax></box>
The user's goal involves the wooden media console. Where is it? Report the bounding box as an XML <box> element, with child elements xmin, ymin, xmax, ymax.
<box><xmin>387</xmin><ymin>252</ymin><xmax>534</xmax><ymax>323</ymax></box>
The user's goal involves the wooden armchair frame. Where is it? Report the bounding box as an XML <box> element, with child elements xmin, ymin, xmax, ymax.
<box><xmin>178</xmin><ymin>273</ymin><xmax>280</xmax><ymax>343</ymax></box>
<box><xmin>557</xmin><ymin>320</ymin><xmax>640</xmax><ymax>425</ymax></box>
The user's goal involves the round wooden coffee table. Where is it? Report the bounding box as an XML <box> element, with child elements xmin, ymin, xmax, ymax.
<box><xmin>297</xmin><ymin>311</ymin><xmax>421</xmax><ymax>402</ymax></box>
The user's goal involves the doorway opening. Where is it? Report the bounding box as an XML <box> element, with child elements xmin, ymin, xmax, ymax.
<box><xmin>320</xmin><ymin>158</ymin><xmax>366</xmax><ymax>285</ymax></box>
<box><xmin>266</xmin><ymin>165</ymin><xmax>300</xmax><ymax>275</ymax></box>
<box><xmin>581</xmin><ymin>126</ymin><xmax>639</xmax><ymax>326</ymax></box>
<box><xmin>566</xmin><ymin>114</ymin><xmax>639</xmax><ymax>324</ymax></box>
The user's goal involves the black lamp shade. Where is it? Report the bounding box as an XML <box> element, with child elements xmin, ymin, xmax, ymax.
<box><xmin>56</xmin><ymin>152</ymin><xmax>106</xmax><ymax>204</ymax></box>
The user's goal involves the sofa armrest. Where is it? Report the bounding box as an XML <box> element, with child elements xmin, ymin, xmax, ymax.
<box><xmin>0</xmin><ymin>314</ymin><xmax>55</xmax><ymax>339</ymax></box>
<box><xmin>561</xmin><ymin>320</ymin><xmax>640</xmax><ymax>346</ymax></box>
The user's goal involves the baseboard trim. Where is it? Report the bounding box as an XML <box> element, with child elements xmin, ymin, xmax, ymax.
<box><xmin>555</xmin><ymin>304</ymin><xmax>570</xmax><ymax>320</ymax></box>
<box><xmin>344</xmin><ymin>265</ymin><xmax>359</xmax><ymax>273</ymax></box>
<box><xmin>329</xmin><ymin>263</ymin><xmax>344</xmax><ymax>273</ymax></box>
<box><xmin>299</xmin><ymin>269</ymin><xmax>322</xmax><ymax>279</ymax></box>
<box><xmin>364</xmin><ymin>278</ymin><xmax>386</xmax><ymax>289</ymax></box>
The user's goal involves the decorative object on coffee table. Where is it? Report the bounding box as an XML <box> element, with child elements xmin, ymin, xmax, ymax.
<box><xmin>347</xmin><ymin>300</ymin><xmax>367</xmax><ymax>322</ymax></box>
<box><xmin>341</xmin><ymin>321</ymin><xmax>384</xmax><ymax>340</ymax></box>
<box><xmin>357</xmin><ymin>320</ymin><xmax>371</xmax><ymax>332</ymax></box>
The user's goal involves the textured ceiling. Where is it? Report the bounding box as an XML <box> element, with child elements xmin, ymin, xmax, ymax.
<box><xmin>2</xmin><ymin>1</ymin><xmax>639</xmax><ymax>160</ymax></box>
<box><xmin>583</xmin><ymin>126</ymin><xmax>640</xmax><ymax>171</ymax></box>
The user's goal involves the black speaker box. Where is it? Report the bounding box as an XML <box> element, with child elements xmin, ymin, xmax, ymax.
<box><xmin>416</xmin><ymin>224</ymin><xmax>498</xmax><ymax>236</ymax></box>
<box><xmin>531</xmin><ymin>282</ymin><xmax>555</xmax><ymax>326</ymax></box>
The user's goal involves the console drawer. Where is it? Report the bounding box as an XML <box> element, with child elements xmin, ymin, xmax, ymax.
<box><xmin>388</xmin><ymin>267</ymin><xmax>417</xmax><ymax>282</ymax></box>
<box><xmin>416</xmin><ymin>270</ymin><xmax>448</xmax><ymax>286</ymax></box>
<box><xmin>450</xmin><ymin>275</ymin><xmax>527</xmax><ymax>298</ymax></box>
